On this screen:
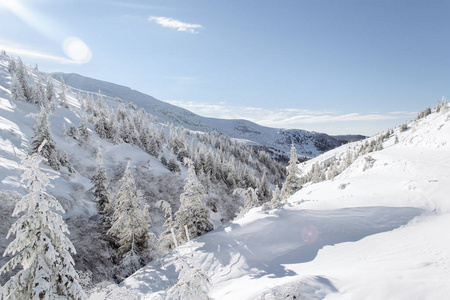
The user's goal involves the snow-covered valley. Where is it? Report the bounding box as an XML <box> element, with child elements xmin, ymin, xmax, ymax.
<box><xmin>1</xmin><ymin>52</ymin><xmax>449</xmax><ymax>299</ymax></box>
<box><xmin>106</xmin><ymin>103</ymin><xmax>450</xmax><ymax>299</ymax></box>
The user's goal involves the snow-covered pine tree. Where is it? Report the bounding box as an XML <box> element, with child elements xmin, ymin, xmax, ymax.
<box><xmin>59</xmin><ymin>77</ymin><xmax>69</xmax><ymax>109</ymax></box>
<box><xmin>9</xmin><ymin>72</ymin><xmax>27</xmax><ymax>102</ymax></box>
<box><xmin>257</xmin><ymin>172</ymin><xmax>271</xmax><ymax>200</ymax></box>
<box><xmin>94</xmin><ymin>111</ymin><xmax>110</xmax><ymax>140</ymax></box>
<box><xmin>147</xmin><ymin>124</ymin><xmax>161</xmax><ymax>157</ymax></box>
<box><xmin>30</xmin><ymin>107</ymin><xmax>60</xmax><ymax>170</ymax></box>
<box><xmin>156</xmin><ymin>200</ymin><xmax>175</xmax><ymax>252</ymax></box>
<box><xmin>31</xmin><ymin>68</ymin><xmax>46</xmax><ymax>107</ymax></box>
<box><xmin>262</xmin><ymin>186</ymin><xmax>283</xmax><ymax>211</ymax></box>
<box><xmin>10</xmin><ymin>58</ymin><xmax>32</xmax><ymax>103</ymax></box>
<box><xmin>45</xmin><ymin>77</ymin><xmax>56</xmax><ymax>112</ymax></box>
<box><xmin>174</xmin><ymin>159</ymin><xmax>212</xmax><ymax>243</ymax></box>
<box><xmin>436</xmin><ymin>96</ymin><xmax>448</xmax><ymax>112</ymax></box>
<box><xmin>91</xmin><ymin>148</ymin><xmax>111</xmax><ymax>219</ymax></box>
<box><xmin>166</xmin><ymin>258</ymin><xmax>212</xmax><ymax>300</ymax></box>
<box><xmin>166</xmin><ymin>228</ymin><xmax>212</xmax><ymax>300</ymax></box>
<box><xmin>223</xmin><ymin>170</ymin><xmax>235</xmax><ymax>188</ymax></box>
<box><xmin>234</xmin><ymin>187</ymin><xmax>259</xmax><ymax>217</ymax></box>
<box><xmin>168</xmin><ymin>151</ymin><xmax>181</xmax><ymax>174</ymax></box>
<box><xmin>7</xmin><ymin>56</ymin><xmax>16</xmax><ymax>73</ymax></box>
<box><xmin>107</xmin><ymin>162</ymin><xmax>153</xmax><ymax>279</ymax></box>
<box><xmin>45</xmin><ymin>77</ymin><xmax>56</xmax><ymax>104</ymax></box>
<box><xmin>0</xmin><ymin>141</ymin><xmax>86</xmax><ymax>300</ymax></box>
<box><xmin>77</xmin><ymin>118</ymin><xmax>90</xmax><ymax>144</ymax></box>
<box><xmin>280</xmin><ymin>144</ymin><xmax>302</xmax><ymax>200</ymax></box>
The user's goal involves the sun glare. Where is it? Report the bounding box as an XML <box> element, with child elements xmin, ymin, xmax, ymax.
<box><xmin>63</xmin><ymin>37</ymin><xmax>92</xmax><ymax>63</ymax></box>
<box><xmin>0</xmin><ymin>0</ymin><xmax>23</xmax><ymax>13</ymax></box>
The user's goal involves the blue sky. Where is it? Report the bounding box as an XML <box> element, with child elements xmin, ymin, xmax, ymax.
<box><xmin>1</xmin><ymin>0</ymin><xmax>449</xmax><ymax>135</ymax></box>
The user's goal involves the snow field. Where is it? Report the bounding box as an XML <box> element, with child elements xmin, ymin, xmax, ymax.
<box><xmin>118</xmin><ymin>106</ymin><xmax>450</xmax><ymax>299</ymax></box>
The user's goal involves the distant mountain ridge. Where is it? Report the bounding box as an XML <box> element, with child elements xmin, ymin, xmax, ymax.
<box><xmin>332</xmin><ymin>134</ymin><xmax>367</xmax><ymax>144</ymax></box>
<box><xmin>51</xmin><ymin>72</ymin><xmax>343</xmax><ymax>159</ymax></box>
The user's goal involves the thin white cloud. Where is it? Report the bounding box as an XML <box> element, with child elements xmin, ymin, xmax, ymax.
<box><xmin>164</xmin><ymin>99</ymin><xmax>416</xmax><ymax>133</ymax></box>
<box><xmin>0</xmin><ymin>41</ymin><xmax>84</xmax><ymax>64</ymax></box>
<box><xmin>149</xmin><ymin>16</ymin><xmax>202</xmax><ymax>33</ymax></box>
<box><xmin>389</xmin><ymin>111</ymin><xmax>417</xmax><ymax>116</ymax></box>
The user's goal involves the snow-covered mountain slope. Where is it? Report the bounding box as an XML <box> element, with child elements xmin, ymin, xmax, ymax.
<box><xmin>51</xmin><ymin>72</ymin><xmax>342</xmax><ymax>158</ymax></box>
<box><xmin>0</xmin><ymin>54</ymin><xmax>288</xmax><ymax>285</ymax></box>
<box><xmin>0</xmin><ymin>56</ymin><xmax>178</xmax><ymax>281</ymax></box>
<box><xmin>104</xmin><ymin>105</ymin><xmax>450</xmax><ymax>299</ymax></box>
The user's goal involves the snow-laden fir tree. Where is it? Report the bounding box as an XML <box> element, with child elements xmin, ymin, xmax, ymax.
<box><xmin>9</xmin><ymin>58</ymin><xmax>31</xmax><ymax>103</ymax></box>
<box><xmin>9</xmin><ymin>58</ymin><xmax>28</xmax><ymax>103</ymax></box>
<box><xmin>44</xmin><ymin>77</ymin><xmax>56</xmax><ymax>112</ymax></box>
<box><xmin>7</xmin><ymin>56</ymin><xmax>16</xmax><ymax>73</ymax></box>
<box><xmin>166</xmin><ymin>228</ymin><xmax>212</xmax><ymax>300</ymax></box>
<box><xmin>261</xmin><ymin>186</ymin><xmax>283</xmax><ymax>212</ymax></box>
<box><xmin>30</xmin><ymin>107</ymin><xmax>60</xmax><ymax>170</ymax></box>
<box><xmin>91</xmin><ymin>148</ymin><xmax>111</xmax><ymax>220</ymax></box>
<box><xmin>77</xmin><ymin>118</ymin><xmax>90</xmax><ymax>144</ymax></box>
<box><xmin>174</xmin><ymin>159</ymin><xmax>212</xmax><ymax>243</ymax></box>
<box><xmin>436</xmin><ymin>96</ymin><xmax>448</xmax><ymax>113</ymax></box>
<box><xmin>58</xmin><ymin>77</ymin><xmax>69</xmax><ymax>109</ymax></box>
<box><xmin>45</xmin><ymin>78</ymin><xmax>56</xmax><ymax>104</ymax></box>
<box><xmin>0</xmin><ymin>141</ymin><xmax>86</xmax><ymax>300</ymax></box>
<box><xmin>234</xmin><ymin>187</ymin><xmax>259</xmax><ymax>217</ymax></box>
<box><xmin>168</xmin><ymin>151</ymin><xmax>181</xmax><ymax>174</ymax></box>
<box><xmin>166</xmin><ymin>256</ymin><xmax>212</xmax><ymax>300</ymax></box>
<box><xmin>257</xmin><ymin>172</ymin><xmax>271</xmax><ymax>200</ymax></box>
<box><xmin>31</xmin><ymin>68</ymin><xmax>46</xmax><ymax>107</ymax></box>
<box><xmin>10</xmin><ymin>72</ymin><xmax>27</xmax><ymax>102</ymax></box>
<box><xmin>280</xmin><ymin>144</ymin><xmax>302</xmax><ymax>200</ymax></box>
<box><xmin>156</xmin><ymin>200</ymin><xmax>175</xmax><ymax>252</ymax></box>
<box><xmin>107</xmin><ymin>162</ymin><xmax>153</xmax><ymax>279</ymax></box>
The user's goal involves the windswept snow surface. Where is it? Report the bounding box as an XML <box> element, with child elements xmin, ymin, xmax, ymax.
<box><xmin>108</xmin><ymin>108</ymin><xmax>450</xmax><ymax>300</ymax></box>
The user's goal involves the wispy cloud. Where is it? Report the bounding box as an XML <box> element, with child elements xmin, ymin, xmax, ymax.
<box><xmin>149</xmin><ymin>16</ymin><xmax>202</xmax><ymax>33</ymax></box>
<box><xmin>0</xmin><ymin>41</ymin><xmax>85</xmax><ymax>65</ymax></box>
<box><xmin>389</xmin><ymin>111</ymin><xmax>417</xmax><ymax>116</ymax></box>
<box><xmin>165</xmin><ymin>99</ymin><xmax>417</xmax><ymax>134</ymax></box>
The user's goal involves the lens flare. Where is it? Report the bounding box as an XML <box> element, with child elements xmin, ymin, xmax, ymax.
<box><xmin>301</xmin><ymin>225</ymin><xmax>318</xmax><ymax>244</ymax></box>
<box><xmin>63</xmin><ymin>37</ymin><xmax>92</xmax><ymax>63</ymax></box>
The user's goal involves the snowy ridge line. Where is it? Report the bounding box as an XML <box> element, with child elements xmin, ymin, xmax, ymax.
<box><xmin>50</xmin><ymin>72</ymin><xmax>345</xmax><ymax>159</ymax></box>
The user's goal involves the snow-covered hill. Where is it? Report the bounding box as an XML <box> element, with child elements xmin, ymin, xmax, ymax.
<box><xmin>0</xmin><ymin>54</ymin><xmax>288</xmax><ymax>285</ymax></box>
<box><xmin>51</xmin><ymin>72</ymin><xmax>343</xmax><ymax>159</ymax></box>
<box><xmin>101</xmin><ymin>103</ymin><xmax>450</xmax><ymax>299</ymax></box>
